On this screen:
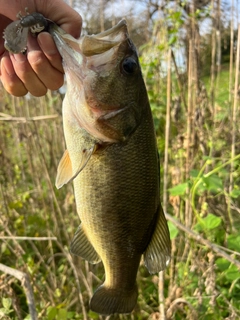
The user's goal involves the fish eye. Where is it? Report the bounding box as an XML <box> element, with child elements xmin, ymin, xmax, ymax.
<box><xmin>121</xmin><ymin>57</ymin><xmax>138</xmax><ymax>75</ymax></box>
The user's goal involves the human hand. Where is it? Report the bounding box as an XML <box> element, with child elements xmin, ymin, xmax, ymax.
<box><xmin>0</xmin><ymin>0</ymin><xmax>82</xmax><ymax>97</ymax></box>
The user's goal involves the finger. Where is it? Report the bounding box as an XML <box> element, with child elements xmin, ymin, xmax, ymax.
<box><xmin>37</xmin><ymin>32</ymin><xmax>63</xmax><ymax>73</ymax></box>
<box><xmin>26</xmin><ymin>33</ymin><xmax>64</xmax><ymax>91</ymax></box>
<box><xmin>0</xmin><ymin>55</ymin><xmax>28</xmax><ymax>96</ymax></box>
<box><xmin>27</xmin><ymin>52</ymin><xmax>64</xmax><ymax>91</ymax></box>
<box><xmin>36</xmin><ymin>0</ymin><xmax>82</xmax><ymax>38</ymax></box>
<box><xmin>10</xmin><ymin>52</ymin><xmax>47</xmax><ymax>97</ymax></box>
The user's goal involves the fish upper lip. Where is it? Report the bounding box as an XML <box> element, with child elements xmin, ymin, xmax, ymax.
<box><xmin>49</xmin><ymin>19</ymin><xmax>128</xmax><ymax>59</ymax></box>
<box><xmin>49</xmin><ymin>20</ymin><xmax>131</xmax><ymax>87</ymax></box>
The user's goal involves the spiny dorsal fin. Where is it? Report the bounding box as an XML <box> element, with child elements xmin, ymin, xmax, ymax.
<box><xmin>144</xmin><ymin>205</ymin><xmax>171</xmax><ymax>274</ymax></box>
<box><xmin>70</xmin><ymin>225</ymin><xmax>101</xmax><ymax>264</ymax></box>
<box><xmin>55</xmin><ymin>146</ymin><xmax>96</xmax><ymax>189</ymax></box>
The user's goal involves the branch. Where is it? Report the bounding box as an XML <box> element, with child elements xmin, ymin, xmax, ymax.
<box><xmin>0</xmin><ymin>236</ymin><xmax>57</xmax><ymax>241</ymax></box>
<box><xmin>0</xmin><ymin>113</ymin><xmax>58</xmax><ymax>122</ymax></box>
<box><xmin>0</xmin><ymin>263</ymin><xmax>38</xmax><ymax>319</ymax></box>
<box><xmin>165</xmin><ymin>213</ymin><xmax>240</xmax><ymax>269</ymax></box>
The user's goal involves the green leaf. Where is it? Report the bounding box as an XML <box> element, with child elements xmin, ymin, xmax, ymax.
<box><xmin>225</xmin><ymin>265</ymin><xmax>240</xmax><ymax>281</ymax></box>
<box><xmin>230</xmin><ymin>189</ymin><xmax>240</xmax><ymax>198</ymax></box>
<box><xmin>168</xmin><ymin>35</ymin><xmax>177</xmax><ymax>45</ymax></box>
<box><xmin>190</xmin><ymin>169</ymin><xmax>200</xmax><ymax>178</ymax></box>
<box><xmin>57</xmin><ymin>309</ymin><xmax>68</xmax><ymax>320</ymax></box>
<box><xmin>0</xmin><ymin>308</ymin><xmax>8</xmax><ymax>315</ymax></box>
<box><xmin>1</xmin><ymin>242</ymin><xmax>8</xmax><ymax>254</ymax></box>
<box><xmin>47</xmin><ymin>307</ymin><xmax>57</xmax><ymax>320</ymax></box>
<box><xmin>193</xmin><ymin>222</ymin><xmax>202</xmax><ymax>232</ymax></box>
<box><xmin>8</xmin><ymin>200</ymin><xmax>23</xmax><ymax>209</ymax></box>
<box><xmin>202</xmin><ymin>174</ymin><xmax>223</xmax><ymax>193</ymax></box>
<box><xmin>2</xmin><ymin>298</ymin><xmax>12</xmax><ymax>311</ymax></box>
<box><xmin>168</xmin><ymin>221</ymin><xmax>179</xmax><ymax>239</ymax></box>
<box><xmin>88</xmin><ymin>311</ymin><xmax>99</xmax><ymax>319</ymax></box>
<box><xmin>67</xmin><ymin>312</ymin><xmax>75</xmax><ymax>319</ymax></box>
<box><xmin>168</xmin><ymin>182</ymin><xmax>188</xmax><ymax>196</ymax></box>
<box><xmin>54</xmin><ymin>288</ymin><xmax>61</xmax><ymax>298</ymax></box>
<box><xmin>202</xmin><ymin>213</ymin><xmax>222</xmax><ymax>230</ymax></box>
<box><xmin>216</xmin><ymin>258</ymin><xmax>230</xmax><ymax>271</ymax></box>
<box><xmin>227</xmin><ymin>234</ymin><xmax>240</xmax><ymax>252</ymax></box>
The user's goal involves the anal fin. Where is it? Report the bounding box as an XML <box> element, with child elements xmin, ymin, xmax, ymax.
<box><xmin>55</xmin><ymin>145</ymin><xmax>96</xmax><ymax>189</ymax></box>
<box><xmin>70</xmin><ymin>224</ymin><xmax>101</xmax><ymax>264</ymax></box>
<box><xmin>144</xmin><ymin>205</ymin><xmax>171</xmax><ymax>274</ymax></box>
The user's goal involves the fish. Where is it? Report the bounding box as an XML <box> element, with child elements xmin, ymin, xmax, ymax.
<box><xmin>49</xmin><ymin>20</ymin><xmax>171</xmax><ymax>315</ymax></box>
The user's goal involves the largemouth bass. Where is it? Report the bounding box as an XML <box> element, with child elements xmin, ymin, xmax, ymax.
<box><xmin>50</xmin><ymin>20</ymin><xmax>171</xmax><ymax>315</ymax></box>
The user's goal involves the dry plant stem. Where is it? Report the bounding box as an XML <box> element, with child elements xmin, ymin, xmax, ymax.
<box><xmin>227</xmin><ymin>0</ymin><xmax>235</xmax><ymax>228</ymax></box>
<box><xmin>0</xmin><ymin>112</ymin><xmax>58</xmax><ymax>122</ymax></box>
<box><xmin>159</xmin><ymin>47</ymin><xmax>171</xmax><ymax>320</ymax></box>
<box><xmin>163</xmin><ymin>48</ymin><xmax>171</xmax><ymax>212</ymax></box>
<box><xmin>0</xmin><ymin>236</ymin><xmax>57</xmax><ymax>240</ymax></box>
<box><xmin>229</xmin><ymin>0</ymin><xmax>234</xmax><ymax>104</ymax></box>
<box><xmin>185</xmin><ymin>35</ymin><xmax>194</xmax><ymax>229</ymax></box>
<box><xmin>168</xmin><ymin>239</ymin><xmax>176</xmax><ymax>293</ymax></box>
<box><xmin>85</xmin><ymin>261</ymin><xmax>93</xmax><ymax>295</ymax></box>
<box><xmin>216</xmin><ymin>0</ymin><xmax>222</xmax><ymax>89</ymax></box>
<box><xmin>0</xmin><ymin>263</ymin><xmax>38</xmax><ymax>320</ymax></box>
<box><xmin>158</xmin><ymin>271</ymin><xmax>165</xmax><ymax>320</ymax></box>
<box><xmin>167</xmin><ymin>297</ymin><xmax>196</xmax><ymax>317</ymax></box>
<box><xmin>186</xmin><ymin>41</ymin><xmax>193</xmax><ymax>179</ymax></box>
<box><xmin>171</xmin><ymin>50</ymin><xmax>187</xmax><ymax>111</ymax></box>
<box><xmin>165</xmin><ymin>213</ymin><xmax>240</xmax><ymax>269</ymax></box>
<box><xmin>229</xmin><ymin>23</ymin><xmax>240</xmax><ymax>229</ymax></box>
<box><xmin>210</xmin><ymin>0</ymin><xmax>216</xmax><ymax>114</ymax></box>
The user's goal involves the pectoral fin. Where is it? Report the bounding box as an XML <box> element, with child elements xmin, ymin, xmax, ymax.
<box><xmin>144</xmin><ymin>205</ymin><xmax>171</xmax><ymax>274</ymax></box>
<box><xmin>70</xmin><ymin>225</ymin><xmax>101</xmax><ymax>264</ymax></box>
<box><xmin>55</xmin><ymin>146</ymin><xmax>96</xmax><ymax>189</ymax></box>
<box><xmin>55</xmin><ymin>150</ymin><xmax>73</xmax><ymax>189</ymax></box>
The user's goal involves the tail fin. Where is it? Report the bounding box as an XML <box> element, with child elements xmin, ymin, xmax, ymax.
<box><xmin>90</xmin><ymin>283</ymin><xmax>138</xmax><ymax>315</ymax></box>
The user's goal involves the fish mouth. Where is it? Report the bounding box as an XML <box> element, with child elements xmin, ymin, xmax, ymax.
<box><xmin>50</xmin><ymin>20</ymin><xmax>140</xmax><ymax>143</ymax></box>
<box><xmin>49</xmin><ymin>20</ymin><xmax>130</xmax><ymax>76</ymax></box>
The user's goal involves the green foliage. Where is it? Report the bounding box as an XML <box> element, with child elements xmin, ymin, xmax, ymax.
<box><xmin>47</xmin><ymin>307</ymin><xmax>74</xmax><ymax>320</ymax></box>
<box><xmin>0</xmin><ymin>298</ymin><xmax>13</xmax><ymax>317</ymax></box>
<box><xmin>168</xmin><ymin>221</ymin><xmax>179</xmax><ymax>239</ymax></box>
<box><xmin>168</xmin><ymin>182</ymin><xmax>188</xmax><ymax>196</ymax></box>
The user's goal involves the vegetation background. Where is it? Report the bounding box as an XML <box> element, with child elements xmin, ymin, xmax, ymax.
<box><xmin>0</xmin><ymin>0</ymin><xmax>240</xmax><ymax>319</ymax></box>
